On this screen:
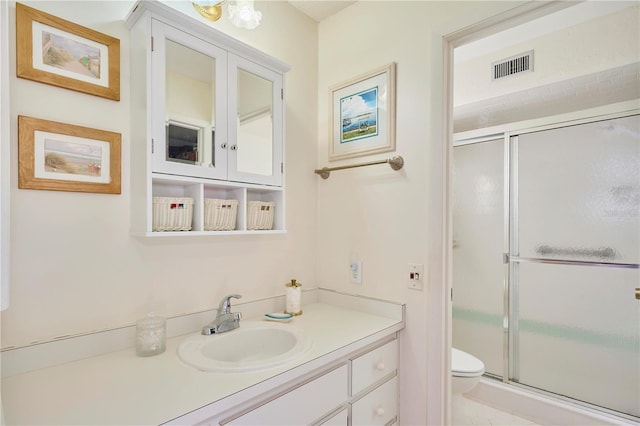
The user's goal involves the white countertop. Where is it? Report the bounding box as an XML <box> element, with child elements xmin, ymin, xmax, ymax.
<box><xmin>2</xmin><ymin>294</ymin><xmax>404</xmax><ymax>425</ymax></box>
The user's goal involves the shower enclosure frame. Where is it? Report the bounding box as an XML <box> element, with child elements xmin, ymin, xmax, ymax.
<box><xmin>453</xmin><ymin>102</ymin><xmax>640</xmax><ymax>422</ymax></box>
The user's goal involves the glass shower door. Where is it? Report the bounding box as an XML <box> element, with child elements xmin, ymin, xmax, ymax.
<box><xmin>452</xmin><ymin>138</ymin><xmax>505</xmax><ymax>377</ymax></box>
<box><xmin>511</xmin><ymin>115</ymin><xmax>640</xmax><ymax>417</ymax></box>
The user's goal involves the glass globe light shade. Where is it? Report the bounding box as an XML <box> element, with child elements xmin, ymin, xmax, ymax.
<box><xmin>228</xmin><ymin>0</ymin><xmax>262</xmax><ymax>29</ymax></box>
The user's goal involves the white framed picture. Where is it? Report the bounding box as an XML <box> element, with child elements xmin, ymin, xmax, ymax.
<box><xmin>329</xmin><ymin>62</ymin><xmax>396</xmax><ymax>161</ymax></box>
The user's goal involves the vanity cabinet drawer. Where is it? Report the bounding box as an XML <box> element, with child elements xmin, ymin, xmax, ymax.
<box><xmin>225</xmin><ymin>365</ymin><xmax>348</xmax><ymax>425</ymax></box>
<box><xmin>351</xmin><ymin>376</ymin><xmax>397</xmax><ymax>426</ymax></box>
<box><xmin>351</xmin><ymin>339</ymin><xmax>398</xmax><ymax>395</ymax></box>
<box><xmin>317</xmin><ymin>408</ymin><xmax>348</xmax><ymax>425</ymax></box>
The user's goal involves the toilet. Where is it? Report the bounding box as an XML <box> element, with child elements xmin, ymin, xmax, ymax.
<box><xmin>452</xmin><ymin>348</ymin><xmax>485</xmax><ymax>394</ymax></box>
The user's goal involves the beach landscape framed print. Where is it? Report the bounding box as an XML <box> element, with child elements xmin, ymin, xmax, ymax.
<box><xmin>16</xmin><ymin>2</ymin><xmax>120</xmax><ymax>101</ymax></box>
<box><xmin>329</xmin><ymin>62</ymin><xmax>396</xmax><ymax>161</ymax></box>
<box><xmin>18</xmin><ymin>116</ymin><xmax>121</xmax><ymax>194</ymax></box>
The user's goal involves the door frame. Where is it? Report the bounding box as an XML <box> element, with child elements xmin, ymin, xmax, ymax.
<box><xmin>437</xmin><ymin>1</ymin><xmax>583</xmax><ymax>424</ymax></box>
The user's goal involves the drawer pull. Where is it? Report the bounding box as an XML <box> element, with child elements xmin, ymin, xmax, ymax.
<box><xmin>375</xmin><ymin>407</ymin><xmax>385</xmax><ymax>416</ymax></box>
<box><xmin>375</xmin><ymin>362</ymin><xmax>385</xmax><ymax>371</ymax></box>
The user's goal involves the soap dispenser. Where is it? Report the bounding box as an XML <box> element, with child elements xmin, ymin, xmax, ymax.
<box><xmin>284</xmin><ymin>279</ymin><xmax>303</xmax><ymax>316</ymax></box>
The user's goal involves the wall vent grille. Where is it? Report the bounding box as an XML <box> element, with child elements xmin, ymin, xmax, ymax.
<box><xmin>492</xmin><ymin>51</ymin><xmax>533</xmax><ymax>81</ymax></box>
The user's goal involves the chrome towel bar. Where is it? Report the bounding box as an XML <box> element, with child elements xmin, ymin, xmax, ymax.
<box><xmin>314</xmin><ymin>156</ymin><xmax>404</xmax><ymax>180</ymax></box>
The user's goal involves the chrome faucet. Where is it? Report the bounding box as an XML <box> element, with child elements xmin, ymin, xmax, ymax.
<box><xmin>202</xmin><ymin>294</ymin><xmax>242</xmax><ymax>335</ymax></box>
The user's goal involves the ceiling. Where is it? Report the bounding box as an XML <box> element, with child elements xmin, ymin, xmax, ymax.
<box><xmin>285</xmin><ymin>1</ymin><xmax>634</xmax><ymax>59</ymax></box>
<box><xmin>287</xmin><ymin>0</ymin><xmax>355</xmax><ymax>22</ymax></box>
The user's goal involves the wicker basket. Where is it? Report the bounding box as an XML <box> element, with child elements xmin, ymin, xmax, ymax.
<box><xmin>152</xmin><ymin>197</ymin><xmax>194</xmax><ymax>231</ymax></box>
<box><xmin>204</xmin><ymin>199</ymin><xmax>238</xmax><ymax>231</ymax></box>
<box><xmin>247</xmin><ymin>201</ymin><xmax>275</xmax><ymax>230</ymax></box>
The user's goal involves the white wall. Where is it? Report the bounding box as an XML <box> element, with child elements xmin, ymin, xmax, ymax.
<box><xmin>2</xmin><ymin>0</ymin><xmax>318</xmax><ymax>348</ymax></box>
<box><xmin>1</xmin><ymin>0</ymin><xmax>10</xmax><ymax>312</ymax></box>
<box><xmin>454</xmin><ymin>3</ymin><xmax>640</xmax><ymax>107</ymax></box>
<box><xmin>315</xmin><ymin>2</ymin><xmax>527</xmax><ymax>424</ymax></box>
<box><xmin>452</xmin><ymin>3</ymin><xmax>640</xmax><ymax>132</ymax></box>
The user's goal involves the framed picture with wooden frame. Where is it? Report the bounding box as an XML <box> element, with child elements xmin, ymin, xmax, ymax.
<box><xmin>18</xmin><ymin>116</ymin><xmax>121</xmax><ymax>194</ymax></box>
<box><xmin>16</xmin><ymin>2</ymin><xmax>120</xmax><ymax>101</ymax></box>
<box><xmin>329</xmin><ymin>62</ymin><xmax>396</xmax><ymax>161</ymax></box>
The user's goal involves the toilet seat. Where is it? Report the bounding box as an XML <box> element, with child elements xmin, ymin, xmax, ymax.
<box><xmin>452</xmin><ymin>348</ymin><xmax>484</xmax><ymax>377</ymax></box>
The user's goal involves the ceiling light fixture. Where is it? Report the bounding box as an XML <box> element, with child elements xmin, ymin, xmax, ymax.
<box><xmin>192</xmin><ymin>0</ymin><xmax>262</xmax><ymax>29</ymax></box>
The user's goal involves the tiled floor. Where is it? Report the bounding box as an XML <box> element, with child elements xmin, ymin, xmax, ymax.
<box><xmin>452</xmin><ymin>394</ymin><xmax>541</xmax><ymax>425</ymax></box>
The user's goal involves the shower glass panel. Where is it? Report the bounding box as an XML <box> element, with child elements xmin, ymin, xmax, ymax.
<box><xmin>514</xmin><ymin>115</ymin><xmax>640</xmax><ymax>418</ymax></box>
<box><xmin>517</xmin><ymin>116</ymin><xmax>640</xmax><ymax>264</ymax></box>
<box><xmin>517</xmin><ymin>263</ymin><xmax>639</xmax><ymax>416</ymax></box>
<box><xmin>452</xmin><ymin>139</ymin><xmax>505</xmax><ymax>377</ymax></box>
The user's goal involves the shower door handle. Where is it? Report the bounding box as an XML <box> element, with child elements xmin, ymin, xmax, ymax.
<box><xmin>535</xmin><ymin>245</ymin><xmax>616</xmax><ymax>259</ymax></box>
<box><xmin>635</xmin><ymin>288</ymin><xmax>640</xmax><ymax>300</ymax></box>
<box><xmin>507</xmin><ymin>255</ymin><xmax>638</xmax><ymax>269</ymax></box>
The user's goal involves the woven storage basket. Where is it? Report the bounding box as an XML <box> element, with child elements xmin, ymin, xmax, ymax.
<box><xmin>204</xmin><ymin>198</ymin><xmax>238</xmax><ymax>231</ymax></box>
<box><xmin>152</xmin><ymin>197</ymin><xmax>194</xmax><ymax>231</ymax></box>
<box><xmin>247</xmin><ymin>201</ymin><xmax>275</xmax><ymax>230</ymax></box>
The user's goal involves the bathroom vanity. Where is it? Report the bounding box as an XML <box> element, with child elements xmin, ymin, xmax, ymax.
<box><xmin>2</xmin><ymin>6</ymin><xmax>405</xmax><ymax>423</ymax></box>
<box><xmin>1</xmin><ymin>289</ymin><xmax>405</xmax><ymax>425</ymax></box>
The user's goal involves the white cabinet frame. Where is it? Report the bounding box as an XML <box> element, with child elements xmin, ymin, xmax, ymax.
<box><xmin>125</xmin><ymin>0</ymin><xmax>289</xmax><ymax>236</ymax></box>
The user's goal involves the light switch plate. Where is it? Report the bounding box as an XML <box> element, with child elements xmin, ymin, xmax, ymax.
<box><xmin>350</xmin><ymin>261</ymin><xmax>362</xmax><ymax>284</ymax></box>
<box><xmin>408</xmin><ymin>263</ymin><xmax>424</xmax><ymax>290</ymax></box>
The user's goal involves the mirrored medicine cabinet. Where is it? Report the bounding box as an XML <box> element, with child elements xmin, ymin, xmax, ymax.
<box><xmin>125</xmin><ymin>0</ymin><xmax>289</xmax><ymax>236</ymax></box>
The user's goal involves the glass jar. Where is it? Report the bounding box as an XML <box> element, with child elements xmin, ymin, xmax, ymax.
<box><xmin>136</xmin><ymin>313</ymin><xmax>166</xmax><ymax>357</ymax></box>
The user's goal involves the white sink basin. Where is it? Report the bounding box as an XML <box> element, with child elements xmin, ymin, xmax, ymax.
<box><xmin>177</xmin><ymin>321</ymin><xmax>312</xmax><ymax>372</ymax></box>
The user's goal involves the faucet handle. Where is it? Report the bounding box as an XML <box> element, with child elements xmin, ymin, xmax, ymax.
<box><xmin>218</xmin><ymin>294</ymin><xmax>242</xmax><ymax>314</ymax></box>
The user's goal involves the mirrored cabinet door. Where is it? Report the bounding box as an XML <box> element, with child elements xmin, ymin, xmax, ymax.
<box><xmin>151</xmin><ymin>20</ymin><xmax>228</xmax><ymax>180</ymax></box>
<box><xmin>228</xmin><ymin>55</ymin><xmax>283</xmax><ymax>186</ymax></box>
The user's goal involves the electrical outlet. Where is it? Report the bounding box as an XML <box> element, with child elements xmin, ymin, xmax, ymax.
<box><xmin>408</xmin><ymin>263</ymin><xmax>424</xmax><ymax>290</ymax></box>
<box><xmin>350</xmin><ymin>261</ymin><xmax>362</xmax><ymax>284</ymax></box>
